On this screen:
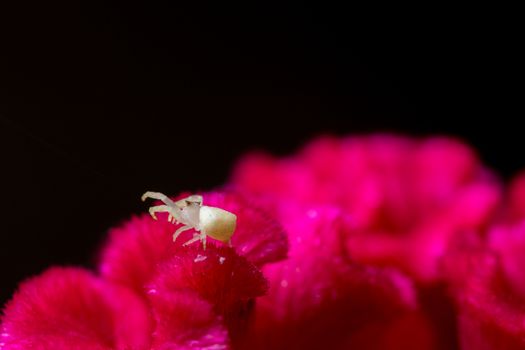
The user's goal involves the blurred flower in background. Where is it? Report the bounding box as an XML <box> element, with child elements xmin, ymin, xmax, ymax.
<box><xmin>445</xmin><ymin>171</ymin><xmax>525</xmax><ymax>350</ymax></box>
<box><xmin>2</xmin><ymin>134</ymin><xmax>523</xmax><ymax>349</ymax></box>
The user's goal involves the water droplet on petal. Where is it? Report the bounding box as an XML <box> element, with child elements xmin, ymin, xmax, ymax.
<box><xmin>194</xmin><ymin>254</ymin><xmax>207</xmax><ymax>263</ymax></box>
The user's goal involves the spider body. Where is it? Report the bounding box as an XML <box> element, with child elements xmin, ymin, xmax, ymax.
<box><xmin>141</xmin><ymin>191</ymin><xmax>236</xmax><ymax>250</ymax></box>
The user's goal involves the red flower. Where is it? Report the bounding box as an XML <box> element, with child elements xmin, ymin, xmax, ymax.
<box><xmin>1</xmin><ymin>267</ymin><xmax>153</xmax><ymax>349</ymax></box>
<box><xmin>148</xmin><ymin>289</ymin><xmax>228</xmax><ymax>350</ymax></box>
<box><xmin>2</xmin><ymin>135</ymin><xmax>512</xmax><ymax>349</ymax></box>
<box><xmin>1</xmin><ymin>186</ymin><xmax>438</xmax><ymax>349</ymax></box>
<box><xmin>1</xmin><ymin>191</ymin><xmax>286</xmax><ymax>349</ymax></box>
<box><xmin>239</xmin><ymin>204</ymin><xmax>426</xmax><ymax>350</ymax></box>
<box><xmin>232</xmin><ymin>134</ymin><xmax>501</xmax><ymax>283</ymax></box>
<box><xmin>231</xmin><ymin>134</ymin><xmax>502</xmax><ymax>349</ymax></box>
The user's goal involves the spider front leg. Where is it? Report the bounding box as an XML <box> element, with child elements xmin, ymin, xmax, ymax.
<box><xmin>141</xmin><ymin>191</ymin><xmax>177</xmax><ymax>207</ymax></box>
<box><xmin>148</xmin><ymin>205</ymin><xmax>173</xmax><ymax>220</ymax></box>
<box><xmin>182</xmin><ymin>232</ymin><xmax>207</xmax><ymax>250</ymax></box>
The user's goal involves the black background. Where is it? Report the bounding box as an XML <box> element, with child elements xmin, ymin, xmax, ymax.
<box><xmin>0</xmin><ymin>1</ymin><xmax>518</xmax><ymax>305</ymax></box>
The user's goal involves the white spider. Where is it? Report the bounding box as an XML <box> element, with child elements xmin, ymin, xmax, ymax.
<box><xmin>141</xmin><ymin>191</ymin><xmax>237</xmax><ymax>250</ymax></box>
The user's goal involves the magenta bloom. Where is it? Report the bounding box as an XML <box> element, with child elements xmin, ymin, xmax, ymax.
<box><xmin>1</xmin><ymin>191</ymin><xmax>286</xmax><ymax>349</ymax></box>
<box><xmin>3</xmin><ymin>135</ymin><xmax>520</xmax><ymax>350</ymax></box>
<box><xmin>240</xmin><ymin>204</ymin><xmax>431</xmax><ymax>350</ymax></box>
<box><xmin>232</xmin><ymin>134</ymin><xmax>501</xmax><ymax>284</ymax></box>
<box><xmin>230</xmin><ymin>134</ymin><xmax>502</xmax><ymax>350</ymax></box>
<box><xmin>1</xmin><ymin>186</ymin><xmax>438</xmax><ymax>349</ymax></box>
<box><xmin>1</xmin><ymin>267</ymin><xmax>153</xmax><ymax>349</ymax></box>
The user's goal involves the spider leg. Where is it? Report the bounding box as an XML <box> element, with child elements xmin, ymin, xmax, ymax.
<box><xmin>148</xmin><ymin>205</ymin><xmax>172</xmax><ymax>220</ymax></box>
<box><xmin>173</xmin><ymin>225</ymin><xmax>193</xmax><ymax>242</ymax></box>
<box><xmin>141</xmin><ymin>191</ymin><xmax>177</xmax><ymax>207</ymax></box>
<box><xmin>182</xmin><ymin>234</ymin><xmax>202</xmax><ymax>247</ymax></box>
<box><xmin>202</xmin><ymin>233</ymin><xmax>207</xmax><ymax>250</ymax></box>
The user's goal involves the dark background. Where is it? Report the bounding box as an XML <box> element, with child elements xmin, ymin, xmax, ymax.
<box><xmin>0</xmin><ymin>1</ymin><xmax>518</xmax><ymax>305</ymax></box>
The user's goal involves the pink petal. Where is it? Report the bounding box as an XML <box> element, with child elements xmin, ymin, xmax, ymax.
<box><xmin>1</xmin><ymin>267</ymin><xmax>152</xmax><ymax>350</ymax></box>
<box><xmin>247</xmin><ymin>262</ymin><xmax>419</xmax><ymax>350</ymax></box>
<box><xmin>241</xmin><ymin>206</ymin><xmax>421</xmax><ymax>350</ymax></box>
<box><xmin>230</xmin><ymin>152</ymin><xmax>286</xmax><ymax>197</ymax></box>
<box><xmin>292</xmin><ymin>134</ymin><xmax>418</xmax><ymax>229</ymax></box>
<box><xmin>147</xmin><ymin>244</ymin><xmax>267</xmax><ymax>314</ymax></box>
<box><xmin>410</xmin><ymin>137</ymin><xmax>479</xmax><ymax>209</ymax></box>
<box><xmin>445</xmin><ymin>233</ymin><xmax>525</xmax><ymax>350</ymax></box>
<box><xmin>508</xmin><ymin>172</ymin><xmax>525</xmax><ymax>222</ymax></box>
<box><xmin>345</xmin><ymin>185</ymin><xmax>501</xmax><ymax>284</ymax></box>
<box><xmin>148</xmin><ymin>289</ymin><xmax>229</xmax><ymax>350</ymax></box>
<box><xmin>147</xmin><ymin>244</ymin><xmax>267</xmax><ymax>346</ymax></box>
<box><xmin>231</xmin><ymin>134</ymin><xmax>500</xmax><ymax>285</ymax></box>
<box><xmin>444</xmin><ymin>181</ymin><xmax>502</xmax><ymax>231</ymax></box>
<box><xmin>489</xmin><ymin>223</ymin><xmax>525</xmax><ymax>302</ymax></box>
<box><xmin>99</xmin><ymin>214</ymin><xmax>178</xmax><ymax>297</ymax></box>
<box><xmin>231</xmin><ymin>153</ymin><xmax>317</xmax><ymax>204</ymax></box>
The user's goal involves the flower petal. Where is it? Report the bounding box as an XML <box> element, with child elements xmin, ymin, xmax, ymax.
<box><xmin>147</xmin><ymin>244</ymin><xmax>267</xmax><ymax>314</ymax></box>
<box><xmin>446</xmin><ymin>233</ymin><xmax>525</xmax><ymax>350</ymax></box>
<box><xmin>148</xmin><ymin>289</ymin><xmax>229</xmax><ymax>350</ymax></box>
<box><xmin>231</xmin><ymin>134</ymin><xmax>501</xmax><ymax>285</ymax></box>
<box><xmin>147</xmin><ymin>244</ymin><xmax>267</xmax><ymax>346</ymax></box>
<box><xmin>1</xmin><ymin>267</ymin><xmax>152</xmax><ymax>350</ymax></box>
<box><xmin>241</xmin><ymin>206</ymin><xmax>419</xmax><ymax>350</ymax></box>
<box><xmin>98</xmin><ymin>215</ymin><xmax>178</xmax><ymax>297</ymax></box>
<box><xmin>489</xmin><ymin>223</ymin><xmax>525</xmax><ymax>298</ymax></box>
<box><xmin>231</xmin><ymin>152</ymin><xmax>314</xmax><ymax>204</ymax></box>
<box><xmin>507</xmin><ymin>172</ymin><xmax>525</xmax><ymax>222</ymax></box>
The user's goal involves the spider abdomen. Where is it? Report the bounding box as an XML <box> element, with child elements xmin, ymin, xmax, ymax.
<box><xmin>199</xmin><ymin>206</ymin><xmax>237</xmax><ymax>243</ymax></box>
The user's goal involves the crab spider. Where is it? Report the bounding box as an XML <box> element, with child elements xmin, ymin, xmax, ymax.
<box><xmin>141</xmin><ymin>191</ymin><xmax>237</xmax><ymax>250</ymax></box>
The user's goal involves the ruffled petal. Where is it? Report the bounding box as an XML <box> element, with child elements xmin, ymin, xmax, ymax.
<box><xmin>1</xmin><ymin>267</ymin><xmax>152</xmax><ymax>350</ymax></box>
<box><xmin>147</xmin><ymin>244</ymin><xmax>267</xmax><ymax>346</ymax></box>
<box><xmin>231</xmin><ymin>134</ymin><xmax>501</xmax><ymax>285</ymax></box>
<box><xmin>147</xmin><ymin>244</ymin><xmax>267</xmax><ymax>314</ymax></box>
<box><xmin>231</xmin><ymin>153</ymin><xmax>315</xmax><ymax>204</ymax></box>
<box><xmin>98</xmin><ymin>215</ymin><xmax>178</xmax><ymax>297</ymax></box>
<box><xmin>507</xmin><ymin>172</ymin><xmax>525</xmax><ymax>222</ymax></box>
<box><xmin>445</xmin><ymin>233</ymin><xmax>525</xmax><ymax>350</ymax></box>
<box><xmin>241</xmin><ymin>206</ymin><xmax>420</xmax><ymax>350</ymax></box>
<box><xmin>489</xmin><ymin>223</ymin><xmax>525</xmax><ymax>298</ymax></box>
<box><xmin>148</xmin><ymin>289</ymin><xmax>229</xmax><ymax>350</ymax></box>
